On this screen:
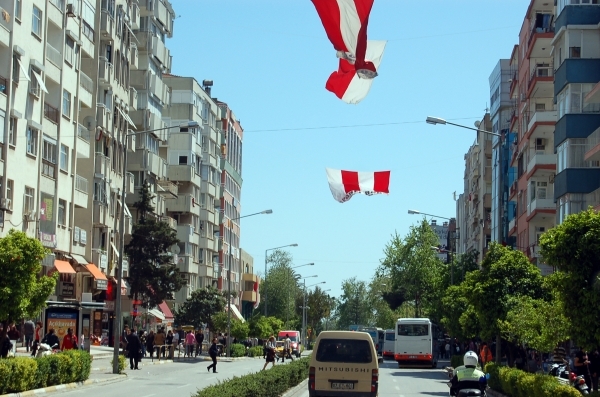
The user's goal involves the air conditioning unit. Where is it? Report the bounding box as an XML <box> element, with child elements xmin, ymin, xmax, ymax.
<box><xmin>66</xmin><ymin>3</ymin><xmax>76</xmax><ymax>17</ymax></box>
<box><xmin>0</xmin><ymin>198</ymin><xmax>11</xmax><ymax>211</ymax></box>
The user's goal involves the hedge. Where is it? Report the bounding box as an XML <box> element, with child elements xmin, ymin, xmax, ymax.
<box><xmin>230</xmin><ymin>343</ymin><xmax>247</xmax><ymax>358</ymax></box>
<box><xmin>247</xmin><ymin>346</ymin><xmax>264</xmax><ymax>358</ymax></box>
<box><xmin>484</xmin><ymin>362</ymin><xmax>582</xmax><ymax>397</ymax></box>
<box><xmin>0</xmin><ymin>350</ymin><xmax>92</xmax><ymax>394</ymax></box>
<box><xmin>196</xmin><ymin>356</ymin><xmax>310</xmax><ymax>397</ymax></box>
<box><xmin>111</xmin><ymin>354</ymin><xmax>127</xmax><ymax>374</ymax></box>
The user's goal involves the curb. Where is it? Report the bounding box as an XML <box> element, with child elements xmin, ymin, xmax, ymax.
<box><xmin>0</xmin><ymin>375</ymin><xmax>125</xmax><ymax>397</ymax></box>
<box><xmin>281</xmin><ymin>379</ymin><xmax>308</xmax><ymax>397</ymax></box>
<box><xmin>92</xmin><ymin>359</ymin><xmax>175</xmax><ymax>371</ymax></box>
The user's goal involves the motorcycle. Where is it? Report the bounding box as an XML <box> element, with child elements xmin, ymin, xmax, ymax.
<box><xmin>549</xmin><ymin>363</ymin><xmax>589</xmax><ymax>395</ymax></box>
<box><xmin>446</xmin><ymin>374</ymin><xmax>489</xmax><ymax>397</ymax></box>
<box><xmin>35</xmin><ymin>343</ymin><xmax>60</xmax><ymax>358</ymax></box>
<box><xmin>569</xmin><ymin>371</ymin><xmax>590</xmax><ymax>395</ymax></box>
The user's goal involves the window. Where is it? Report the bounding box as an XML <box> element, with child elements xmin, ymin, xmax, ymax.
<box><xmin>42</xmin><ymin>138</ymin><xmax>57</xmax><ymax>178</ymax></box>
<box><xmin>60</xmin><ymin>144</ymin><xmax>69</xmax><ymax>171</ymax></box>
<box><xmin>15</xmin><ymin>0</ymin><xmax>21</xmax><ymax>20</ymax></box>
<box><xmin>8</xmin><ymin>117</ymin><xmax>16</xmax><ymax>147</ymax></box>
<box><xmin>32</xmin><ymin>6</ymin><xmax>42</xmax><ymax>37</ymax></box>
<box><xmin>65</xmin><ymin>36</ymin><xmax>75</xmax><ymax>65</ymax></box>
<box><xmin>23</xmin><ymin>186</ymin><xmax>35</xmax><ymax>215</ymax></box>
<box><xmin>557</xmin><ymin>83</ymin><xmax>600</xmax><ymax>118</ymax></box>
<box><xmin>62</xmin><ymin>90</ymin><xmax>71</xmax><ymax>118</ymax></box>
<box><xmin>315</xmin><ymin>339</ymin><xmax>373</xmax><ymax>364</ymax></box>
<box><xmin>398</xmin><ymin>324</ymin><xmax>429</xmax><ymax>336</ymax></box>
<box><xmin>557</xmin><ymin>138</ymin><xmax>600</xmax><ymax>172</ymax></box>
<box><xmin>26</xmin><ymin>127</ymin><xmax>38</xmax><ymax>156</ymax></box>
<box><xmin>570</xmin><ymin>47</ymin><xmax>581</xmax><ymax>58</ymax></box>
<box><xmin>58</xmin><ymin>199</ymin><xmax>66</xmax><ymax>226</ymax></box>
<box><xmin>179</xmin><ymin>155</ymin><xmax>188</xmax><ymax>165</ymax></box>
<box><xmin>94</xmin><ymin>181</ymin><xmax>106</xmax><ymax>203</ymax></box>
<box><xmin>6</xmin><ymin>179</ymin><xmax>13</xmax><ymax>205</ymax></box>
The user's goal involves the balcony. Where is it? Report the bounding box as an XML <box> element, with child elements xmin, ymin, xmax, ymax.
<box><xmin>100</xmin><ymin>9</ymin><xmax>114</xmax><ymax>38</ymax></box>
<box><xmin>528</xmin><ymin>65</ymin><xmax>554</xmax><ymax>98</ymax></box>
<box><xmin>0</xmin><ymin>12</ymin><xmax>9</xmax><ymax>48</ymax></box>
<box><xmin>95</xmin><ymin>152</ymin><xmax>109</xmax><ymax>177</ymax></box>
<box><xmin>93</xmin><ymin>201</ymin><xmax>107</xmax><ymax>226</ymax></box>
<box><xmin>165</xmin><ymin>193</ymin><xmax>197</xmax><ymax>214</ymax></box>
<box><xmin>77</xmin><ymin>124</ymin><xmax>90</xmax><ymax>159</ymax></box>
<box><xmin>149</xmin><ymin>73</ymin><xmax>168</xmax><ymax>104</ymax></box>
<box><xmin>527</xmin><ymin>197</ymin><xmax>555</xmax><ymax>221</ymax></box>
<box><xmin>157</xmin><ymin>180</ymin><xmax>178</xmax><ymax>198</ymax></box>
<box><xmin>151</xmin><ymin>36</ymin><xmax>171</xmax><ymax>70</ymax></box>
<box><xmin>526</xmin><ymin>153</ymin><xmax>555</xmax><ymax>177</ymax></box>
<box><xmin>96</xmin><ymin>105</ymin><xmax>111</xmax><ymax>130</ymax></box>
<box><xmin>74</xmin><ymin>175</ymin><xmax>88</xmax><ymax>208</ymax></box>
<box><xmin>98</xmin><ymin>58</ymin><xmax>113</xmax><ymax>86</ymax></box>
<box><xmin>527</xmin><ymin>17</ymin><xmax>553</xmax><ymax>59</ymax></box>
<box><xmin>177</xmin><ymin>224</ymin><xmax>199</xmax><ymax>245</ymax></box>
<box><xmin>198</xmin><ymin>236</ymin><xmax>216</xmax><ymax>251</ymax></box>
<box><xmin>201</xmin><ymin>181</ymin><xmax>217</xmax><ymax>198</ymax></box>
<box><xmin>146</xmin><ymin>151</ymin><xmax>166</xmax><ymax>179</ymax></box>
<box><xmin>177</xmin><ymin>255</ymin><xmax>198</xmax><ymax>274</ymax></box>
<box><xmin>44</xmin><ymin>103</ymin><xmax>60</xmax><ymax>124</ymax></box>
<box><xmin>45</xmin><ymin>43</ymin><xmax>62</xmax><ymax>70</ymax></box>
<box><xmin>242</xmin><ymin>290</ymin><xmax>257</xmax><ymax>303</ymax></box>
<box><xmin>130</xmin><ymin>44</ymin><xmax>138</xmax><ymax>70</ymax></box>
<box><xmin>125</xmin><ymin>172</ymin><xmax>134</xmax><ymax>194</ymax></box>
<box><xmin>79</xmin><ymin>71</ymin><xmax>94</xmax><ymax>108</ymax></box>
<box><xmin>129</xmin><ymin>87</ymin><xmax>138</xmax><ymax>111</ymax></box>
<box><xmin>131</xmin><ymin>2</ymin><xmax>140</xmax><ymax>29</ymax></box>
<box><xmin>124</xmin><ymin>215</ymin><xmax>132</xmax><ymax>235</ymax></box>
<box><xmin>508</xmin><ymin>218</ymin><xmax>516</xmax><ymax>233</ymax></box>
<box><xmin>585</xmin><ymin>127</ymin><xmax>600</xmax><ymax>162</ymax></box>
<box><xmin>160</xmin><ymin>215</ymin><xmax>177</xmax><ymax>230</ymax></box>
<box><xmin>167</xmin><ymin>165</ymin><xmax>201</xmax><ymax>186</ymax></box>
<box><xmin>526</xmin><ymin>110</ymin><xmax>556</xmax><ymax>140</ymax></box>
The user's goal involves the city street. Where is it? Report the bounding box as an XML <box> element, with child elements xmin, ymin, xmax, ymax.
<box><xmin>50</xmin><ymin>356</ymin><xmax>450</xmax><ymax>397</ymax></box>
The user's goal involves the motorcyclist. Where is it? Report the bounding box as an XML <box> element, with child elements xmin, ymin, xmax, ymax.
<box><xmin>41</xmin><ymin>328</ymin><xmax>60</xmax><ymax>349</ymax></box>
<box><xmin>450</xmin><ymin>351</ymin><xmax>487</xmax><ymax>396</ymax></box>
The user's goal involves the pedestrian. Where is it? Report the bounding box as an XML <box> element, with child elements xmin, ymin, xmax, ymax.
<box><xmin>185</xmin><ymin>330</ymin><xmax>196</xmax><ymax>357</ymax></box>
<box><xmin>207</xmin><ymin>337</ymin><xmax>218</xmax><ymax>373</ymax></box>
<box><xmin>139</xmin><ymin>330</ymin><xmax>147</xmax><ymax>357</ymax></box>
<box><xmin>445</xmin><ymin>341</ymin><xmax>450</xmax><ymax>359</ymax></box>
<box><xmin>575</xmin><ymin>348</ymin><xmax>592</xmax><ymax>388</ymax></box>
<box><xmin>195</xmin><ymin>329</ymin><xmax>204</xmax><ymax>356</ymax></box>
<box><xmin>125</xmin><ymin>328</ymin><xmax>142</xmax><ymax>370</ymax></box>
<box><xmin>283</xmin><ymin>333</ymin><xmax>293</xmax><ymax>362</ymax></box>
<box><xmin>31</xmin><ymin>321</ymin><xmax>43</xmax><ymax>357</ymax></box>
<box><xmin>41</xmin><ymin>328</ymin><xmax>60</xmax><ymax>349</ymax></box>
<box><xmin>172</xmin><ymin>328</ymin><xmax>180</xmax><ymax>352</ymax></box>
<box><xmin>154</xmin><ymin>328</ymin><xmax>166</xmax><ymax>357</ymax></box>
<box><xmin>121</xmin><ymin>325</ymin><xmax>129</xmax><ymax>354</ymax></box>
<box><xmin>166</xmin><ymin>330</ymin><xmax>174</xmax><ymax>358</ymax></box>
<box><xmin>262</xmin><ymin>336</ymin><xmax>276</xmax><ymax>370</ymax></box>
<box><xmin>23</xmin><ymin>319</ymin><xmax>35</xmax><ymax>352</ymax></box>
<box><xmin>146</xmin><ymin>330</ymin><xmax>155</xmax><ymax>358</ymax></box>
<box><xmin>480</xmin><ymin>342</ymin><xmax>493</xmax><ymax>367</ymax></box>
<box><xmin>7</xmin><ymin>324</ymin><xmax>20</xmax><ymax>349</ymax></box>
<box><xmin>62</xmin><ymin>328</ymin><xmax>78</xmax><ymax>350</ymax></box>
<box><xmin>589</xmin><ymin>348</ymin><xmax>600</xmax><ymax>392</ymax></box>
<box><xmin>0</xmin><ymin>333</ymin><xmax>12</xmax><ymax>358</ymax></box>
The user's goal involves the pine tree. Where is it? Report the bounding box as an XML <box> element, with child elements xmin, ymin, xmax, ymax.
<box><xmin>125</xmin><ymin>182</ymin><xmax>183</xmax><ymax>308</ymax></box>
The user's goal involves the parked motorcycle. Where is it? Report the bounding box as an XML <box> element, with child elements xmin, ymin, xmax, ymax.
<box><xmin>549</xmin><ymin>363</ymin><xmax>589</xmax><ymax>395</ymax></box>
<box><xmin>35</xmin><ymin>343</ymin><xmax>59</xmax><ymax>358</ymax></box>
<box><xmin>569</xmin><ymin>371</ymin><xmax>589</xmax><ymax>395</ymax></box>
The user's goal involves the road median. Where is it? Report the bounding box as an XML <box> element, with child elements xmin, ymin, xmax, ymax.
<box><xmin>0</xmin><ymin>374</ymin><xmax>125</xmax><ymax>397</ymax></box>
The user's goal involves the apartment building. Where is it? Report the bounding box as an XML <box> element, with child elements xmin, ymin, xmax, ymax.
<box><xmin>161</xmin><ymin>76</ymin><xmax>224</xmax><ymax>309</ymax></box>
<box><xmin>553</xmin><ymin>2</ymin><xmax>600</xmax><ymax>222</ymax></box>
<box><xmin>507</xmin><ymin>0</ymin><xmax>556</xmax><ymax>274</ymax></box>
<box><xmin>216</xmin><ymin>101</ymin><xmax>244</xmax><ymax>314</ymax></box>
<box><xmin>240</xmin><ymin>248</ymin><xmax>258</xmax><ymax>319</ymax></box>
<box><xmin>489</xmin><ymin>59</ymin><xmax>518</xmax><ymax>249</ymax></box>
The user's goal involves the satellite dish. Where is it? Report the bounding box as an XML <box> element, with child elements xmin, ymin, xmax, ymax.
<box><xmin>170</xmin><ymin>244</ymin><xmax>180</xmax><ymax>255</ymax></box>
<box><xmin>474</xmin><ymin>121</ymin><xmax>481</xmax><ymax>128</ymax></box>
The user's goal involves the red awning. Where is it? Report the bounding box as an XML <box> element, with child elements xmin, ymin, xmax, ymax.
<box><xmin>158</xmin><ymin>302</ymin><xmax>174</xmax><ymax>319</ymax></box>
<box><xmin>53</xmin><ymin>260</ymin><xmax>76</xmax><ymax>274</ymax></box>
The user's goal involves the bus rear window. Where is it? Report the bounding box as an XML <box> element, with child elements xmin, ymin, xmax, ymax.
<box><xmin>316</xmin><ymin>339</ymin><xmax>373</xmax><ymax>363</ymax></box>
<box><xmin>398</xmin><ymin>324</ymin><xmax>429</xmax><ymax>336</ymax></box>
<box><xmin>385</xmin><ymin>332</ymin><xmax>395</xmax><ymax>341</ymax></box>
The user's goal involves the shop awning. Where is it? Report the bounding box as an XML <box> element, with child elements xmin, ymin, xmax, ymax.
<box><xmin>158</xmin><ymin>302</ymin><xmax>174</xmax><ymax>319</ymax></box>
<box><xmin>84</xmin><ymin>263</ymin><xmax>107</xmax><ymax>280</ymax></box>
<box><xmin>71</xmin><ymin>254</ymin><xmax>89</xmax><ymax>265</ymax></box>
<box><xmin>148</xmin><ymin>308</ymin><xmax>165</xmax><ymax>321</ymax></box>
<box><xmin>53</xmin><ymin>260</ymin><xmax>76</xmax><ymax>274</ymax></box>
<box><xmin>228</xmin><ymin>304</ymin><xmax>245</xmax><ymax>323</ymax></box>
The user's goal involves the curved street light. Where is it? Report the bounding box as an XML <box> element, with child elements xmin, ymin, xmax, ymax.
<box><xmin>408</xmin><ymin>209</ymin><xmax>452</xmax><ymax>221</ymax></box>
<box><xmin>265</xmin><ymin>244</ymin><xmax>298</xmax><ymax>316</ymax></box>
<box><xmin>286</xmin><ymin>263</ymin><xmax>315</xmax><ymax>327</ymax></box>
<box><xmin>425</xmin><ymin>116</ymin><xmax>501</xmax><ymax>136</ymax></box>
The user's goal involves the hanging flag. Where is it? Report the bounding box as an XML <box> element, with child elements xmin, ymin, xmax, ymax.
<box><xmin>311</xmin><ymin>0</ymin><xmax>386</xmax><ymax>104</ymax></box>
<box><xmin>253</xmin><ymin>280</ymin><xmax>260</xmax><ymax>309</ymax></box>
<box><xmin>326</xmin><ymin>168</ymin><xmax>390</xmax><ymax>203</ymax></box>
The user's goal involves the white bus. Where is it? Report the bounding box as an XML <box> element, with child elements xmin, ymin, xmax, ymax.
<box><xmin>383</xmin><ymin>329</ymin><xmax>395</xmax><ymax>359</ymax></box>
<box><xmin>394</xmin><ymin>318</ymin><xmax>439</xmax><ymax>368</ymax></box>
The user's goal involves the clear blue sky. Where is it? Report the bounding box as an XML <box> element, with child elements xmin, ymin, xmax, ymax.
<box><xmin>168</xmin><ymin>0</ymin><xmax>526</xmax><ymax>300</ymax></box>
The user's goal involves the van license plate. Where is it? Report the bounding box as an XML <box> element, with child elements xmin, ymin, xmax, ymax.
<box><xmin>331</xmin><ymin>382</ymin><xmax>354</xmax><ymax>390</ymax></box>
<box><xmin>409</xmin><ymin>355</ymin><xmax>417</xmax><ymax>359</ymax></box>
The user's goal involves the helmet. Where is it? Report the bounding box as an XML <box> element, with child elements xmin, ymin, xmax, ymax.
<box><xmin>464</xmin><ymin>351</ymin><xmax>479</xmax><ymax>367</ymax></box>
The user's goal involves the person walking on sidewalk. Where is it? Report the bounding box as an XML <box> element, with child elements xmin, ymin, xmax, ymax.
<box><xmin>126</xmin><ymin>328</ymin><xmax>142</xmax><ymax>370</ymax></box>
<box><xmin>31</xmin><ymin>321</ymin><xmax>42</xmax><ymax>357</ymax></box>
<box><xmin>185</xmin><ymin>330</ymin><xmax>196</xmax><ymax>357</ymax></box>
<box><xmin>23</xmin><ymin>319</ymin><xmax>34</xmax><ymax>352</ymax></box>
<box><xmin>62</xmin><ymin>328</ymin><xmax>78</xmax><ymax>350</ymax></box>
<box><xmin>195</xmin><ymin>329</ymin><xmax>204</xmax><ymax>356</ymax></box>
<box><xmin>262</xmin><ymin>336</ymin><xmax>277</xmax><ymax>370</ymax></box>
<box><xmin>207</xmin><ymin>337</ymin><xmax>218</xmax><ymax>373</ymax></box>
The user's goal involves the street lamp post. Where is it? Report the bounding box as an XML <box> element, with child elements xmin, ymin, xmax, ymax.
<box><xmin>425</xmin><ymin>116</ymin><xmax>501</xmax><ymax>136</ymax></box>
<box><xmin>287</xmin><ymin>263</ymin><xmax>314</xmax><ymax>328</ymax></box>
<box><xmin>224</xmin><ymin>209</ymin><xmax>273</xmax><ymax>358</ymax></box>
<box><xmin>408</xmin><ymin>209</ymin><xmax>452</xmax><ymax>220</ymax></box>
<box><xmin>112</xmin><ymin>121</ymin><xmax>199</xmax><ymax>374</ymax></box>
<box><xmin>303</xmin><ymin>280</ymin><xmax>326</xmax><ymax>348</ymax></box>
<box><xmin>264</xmin><ymin>244</ymin><xmax>298</xmax><ymax>316</ymax></box>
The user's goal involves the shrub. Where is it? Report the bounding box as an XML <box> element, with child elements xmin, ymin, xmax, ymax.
<box><xmin>451</xmin><ymin>354</ymin><xmax>463</xmax><ymax>369</ymax></box>
<box><xmin>111</xmin><ymin>354</ymin><xmax>126</xmax><ymax>374</ymax></box>
<box><xmin>0</xmin><ymin>350</ymin><xmax>92</xmax><ymax>394</ymax></box>
<box><xmin>247</xmin><ymin>346</ymin><xmax>264</xmax><ymax>358</ymax></box>
<box><xmin>195</xmin><ymin>357</ymin><xmax>310</xmax><ymax>397</ymax></box>
<box><xmin>484</xmin><ymin>361</ymin><xmax>580</xmax><ymax>397</ymax></box>
<box><xmin>230</xmin><ymin>343</ymin><xmax>247</xmax><ymax>358</ymax></box>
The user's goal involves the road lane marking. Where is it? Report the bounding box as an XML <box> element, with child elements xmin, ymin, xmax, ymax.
<box><xmin>395</xmin><ymin>386</ymin><xmax>400</xmax><ymax>390</ymax></box>
<box><xmin>392</xmin><ymin>378</ymin><xmax>397</xmax><ymax>382</ymax></box>
<box><xmin>176</xmin><ymin>384</ymin><xmax>190</xmax><ymax>389</ymax></box>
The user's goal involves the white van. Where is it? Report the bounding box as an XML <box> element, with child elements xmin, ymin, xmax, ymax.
<box><xmin>309</xmin><ymin>331</ymin><xmax>379</xmax><ymax>397</ymax></box>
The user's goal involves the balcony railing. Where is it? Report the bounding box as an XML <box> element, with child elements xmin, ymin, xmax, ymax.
<box><xmin>45</xmin><ymin>43</ymin><xmax>63</xmax><ymax>69</ymax></box>
<box><xmin>78</xmin><ymin>124</ymin><xmax>90</xmax><ymax>142</ymax></box>
<box><xmin>528</xmin><ymin>66</ymin><xmax>553</xmax><ymax>90</ymax></box>
<box><xmin>80</xmin><ymin>71</ymin><xmax>94</xmax><ymax>94</ymax></box>
<box><xmin>49</xmin><ymin>0</ymin><xmax>65</xmax><ymax>11</ymax></box>
<box><xmin>75</xmin><ymin>174</ymin><xmax>89</xmax><ymax>193</ymax></box>
<box><xmin>44</xmin><ymin>103</ymin><xmax>60</xmax><ymax>124</ymax></box>
<box><xmin>586</xmin><ymin>127</ymin><xmax>600</xmax><ymax>154</ymax></box>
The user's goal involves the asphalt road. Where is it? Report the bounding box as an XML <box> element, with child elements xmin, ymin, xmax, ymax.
<box><xmin>293</xmin><ymin>358</ymin><xmax>452</xmax><ymax>397</ymax></box>
<box><xmin>53</xmin><ymin>355</ymin><xmax>303</xmax><ymax>397</ymax></box>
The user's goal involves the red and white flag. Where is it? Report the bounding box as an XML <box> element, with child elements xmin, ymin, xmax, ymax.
<box><xmin>253</xmin><ymin>280</ymin><xmax>260</xmax><ymax>309</ymax></box>
<box><xmin>326</xmin><ymin>168</ymin><xmax>390</xmax><ymax>203</ymax></box>
<box><xmin>311</xmin><ymin>0</ymin><xmax>386</xmax><ymax>104</ymax></box>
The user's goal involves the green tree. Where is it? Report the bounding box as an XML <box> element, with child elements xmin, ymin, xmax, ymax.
<box><xmin>465</xmin><ymin>242</ymin><xmax>546</xmax><ymax>361</ymax></box>
<box><xmin>0</xmin><ymin>230</ymin><xmax>57</xmax><ymax>338</ymax></box>
<box><xmin>125</xmin><ymin>182</ymin><xmax>183</xmax><ymax>307</ymax></box>
<box><xmin>174</xmin><ymin>287</ymin><xmax>226</xmax><ymax>330</ymax></box>
<box><xmin>440</xmin><ymin>284</ymin><xmax>479</xmax><ymax>341</ymax></box>
<box><xmin>539</xmin><ymin>208</ymin><xmax>600</xmax><ymax>349</ymax></box>
<box><xmin>211</xmin><ymin>312</ymin><xmax>228</xmax><ymax>333</ymax></box>
<box><xmin>255</xmin><ymin>250</ymin><xmax>299</xmax><ymax>321</ymax></box>
<box><xmin>378</xmin><ymin>221</ymin><xmax>445</xmax><ymax>319</ymax></box>
<box><xmin>249</xmin><ymin>315</ymin><xmax>272</xmax><ymax>338</ymax></box>
<box><xmin>368</xmin><ymin>276</ymin><xmax>401</xmax><ymax>329</ymax></box>
<box><xmin>337</xmin><ymin>277</ymin><xmax>373</xmax><ymax>329</ymax></box>
<box><xmin>306</xmin><ymin>286</ymin><xmax>334</xmax><ymax>333</ymax></box>
<box><xmin>230</xmin><ymin>319</ymin><xmax>250</xmax><ymax>340</ymax></box>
